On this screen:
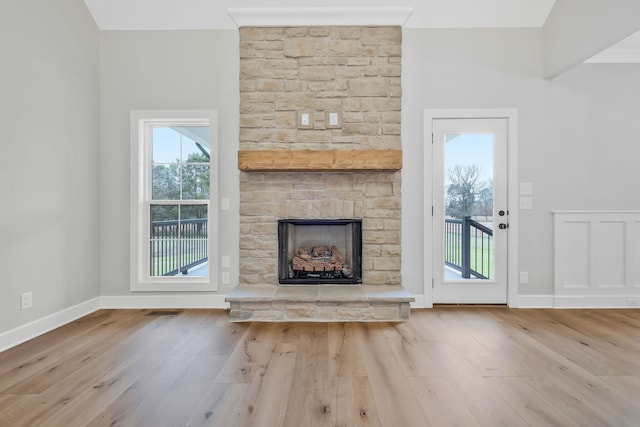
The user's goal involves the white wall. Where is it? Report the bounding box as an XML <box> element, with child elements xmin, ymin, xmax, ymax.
<box><xmin>98</xmin><ymin>28</ymin><xmax>640</xmax><ymax>303</ymax></box>
<box><xmin>99</xmin><ymin>30</ymin><xmax>240</xmax><ymax>296</ymax></box>
<box><xmin>0</xmin><ymin>0</ymin><xmax>100</xmax><ymax>334</ymax></box>
<box><xmin>3</xmin><ymin>20</ymin><xmax>636</xmax><ymax>324</ymax></box>
<box><xmin>543</xmin><ymin>0</ymin><xmax>640</xmax><ymax>77</ymax></box>
<box><xmin>402</xmin><ymin>28</ymin><xmax>640</xmax><ymax>301</ymax></box>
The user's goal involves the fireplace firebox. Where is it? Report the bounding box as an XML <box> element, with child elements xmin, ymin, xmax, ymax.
<box><xmin>278</xmin><ymin>219</ymin><xmax>362</xmax><ymax>285</ymax></box>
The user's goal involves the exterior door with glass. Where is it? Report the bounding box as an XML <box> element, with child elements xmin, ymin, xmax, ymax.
<box><xmin>432</xmin><ymin>118</ymin><xmax>508</xmax><ymax>304</ymax></box>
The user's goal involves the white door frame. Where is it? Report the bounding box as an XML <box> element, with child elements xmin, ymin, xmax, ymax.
<box><xmin>423</xmin><ymin>109</ymin><xmax>519</xmax><ymax>307</ymax></box>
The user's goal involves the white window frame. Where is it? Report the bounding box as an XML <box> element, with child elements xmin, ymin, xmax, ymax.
<box><xmin>130</xmin><ymin>110</ymin><xmax>219</xmax><ymax>292</ymax></box>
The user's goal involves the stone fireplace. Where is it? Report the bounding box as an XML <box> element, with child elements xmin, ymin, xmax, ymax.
<box><xmin>226</xmin><ymin>25</ymin><xmax>414</xmax><ymax>321</ymax></box>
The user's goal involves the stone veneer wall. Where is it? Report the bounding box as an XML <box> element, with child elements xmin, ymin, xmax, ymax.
<box><xmin>239</xmin><ymin>26</ymin><xmax>402</xmax><ymax>287</ymax></box>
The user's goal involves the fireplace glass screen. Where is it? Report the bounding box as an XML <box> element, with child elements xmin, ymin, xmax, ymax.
<box><xmin>278</xmin><ymin>219</ymin><xmax>362</xmax><ymax>284</ymax></box>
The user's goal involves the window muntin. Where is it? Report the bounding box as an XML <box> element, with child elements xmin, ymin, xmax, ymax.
<box><xmin>150</xmin><ymin>204</ymin><xmax>208</xmax><ymax>277</ymax></box>
<box><xmin>131</xmin><ymin>111</ymin><xmax>218</xmax><ymax>291</ymax></box>
<box><xmin>149</xmin><ymin>126</ymin><xmax>210</xmax><ymax>277</ymax></box>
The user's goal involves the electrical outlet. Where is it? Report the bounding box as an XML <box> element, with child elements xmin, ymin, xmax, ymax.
<box><xmin>21</xmin><ymin>292</ymin><xmax>33</xmax><ymax>310</ymax></box>
<box><xmin>519</xmin><ymin>272</ymin><xmax>529</xmax><ymax>284</ymax></box>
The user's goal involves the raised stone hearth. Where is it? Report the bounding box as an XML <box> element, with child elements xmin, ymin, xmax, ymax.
<box><xmin>226</xmin><ymin>285</ymin><xmax>414</xmax><ymax>322</ymax></box>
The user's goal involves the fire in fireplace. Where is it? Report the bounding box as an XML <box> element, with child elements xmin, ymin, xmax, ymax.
<box><xmin>278</xmin><ymin>219</ymin><xmax>363</xmax><ymax>284</ymax></box>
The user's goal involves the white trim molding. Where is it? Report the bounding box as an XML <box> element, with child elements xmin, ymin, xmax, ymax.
<box><xmin>553</xmin><ymin>210</ymin><xmax>640</xmax><ymax>303</ymax></box>
<box><xmin>514</xmin><ymin>294</ymin><xmax>640</xmax><ymax>309</ymax></box>
<box><xmin>227</xmin><ymin>7</ymin><xmax>414</xmax><ymax>28</ymax></box>
<box><xmin>0</xmin><ymin>298</ymin><xmax>101</xmax><ymax>353</ymax></box>
<box><xmin>554</xmin><ymin>295</ymin><xmax>640</xmax><ymax>309</ymax></box>
<box><xmin>130</xmin><ymin>110</ymin><xmax>219</xmax><ymax>292</ymax></box>
<box><xmin>3</xmin><ymin>291</ymin><xmax>637</xmax><ymax>353</ymax></box>
<box><xmin>516</xmin><ymin>295</ymin><xmax>555</xmax><ymax>308</ymax></box>
<box><xmin>100</xmin><ymin>295</ymin><xmax>229</xmax><ymax>309</ymax></box>
<box><xmin>410</xmin><ymin>294</ymin><xmax>428</xmax><ymax>309</ymax></box>
<box><xmin>423</xmin><ymin>109</ymin><xmax>519</xmax><ymax>308</ymax></box>
<box><xmin>0</xmin><ymin>295</ymin><xmax>230</xmax><ymax>352</ymax></box>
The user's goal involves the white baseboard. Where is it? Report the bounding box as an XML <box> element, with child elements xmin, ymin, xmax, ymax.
<box><xmin>409</xmin><ymin>294</ymin><xmax>554</xmax><ymax>308</ymax></box>
<box><xmin>515</xmin><ymin>295</ymin><xmax>555</xmax><ymax>308</ymax></box>
<box><xmin>410</xmin><ymin>294</ymin><xmax>430</xmax><ymax>308</ymax></box>
<box><xmin>412</xmin><ymin>293</ymin><xmax>640</xmax><ymax>309</ymax></box>
<box><xmin>515</xmin><ymin>294</ymin><xmax>640</xmax><ymax>309</ymax></box>
<box><xmin>99</xmin><ymin>294</ymin><xmax>230</xmax><ymax>309</ymax></box>
<box><xmin>4</xmin><ymin>292</ymin><xmax>636</xmax><ymax>353</ymax></box>
<box><xmin>0</xmin><ymin>297</ymin><xmax>101</xmax><ymax>353</ymax></box>
<box><xmin>554</xmin><ymin>294</ymin><xmax>640</xmax><ymax>309</ymax></box>
<box><xmin>0</xmin><ymin>295</ymin><xmax>230</xmax><ymax>353</ymax></box>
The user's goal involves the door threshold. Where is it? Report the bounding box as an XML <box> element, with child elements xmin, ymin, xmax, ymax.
<box><xmin>433</xmin><ymin>303</ymin><xmax>508</xmax><ymax>308</ymax></box>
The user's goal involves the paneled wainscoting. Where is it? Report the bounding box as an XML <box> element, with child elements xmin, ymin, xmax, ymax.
<box><xmin>554</xmin><ymin>211</ymin><xmax>640</xmax><ymax>307</ymax></box>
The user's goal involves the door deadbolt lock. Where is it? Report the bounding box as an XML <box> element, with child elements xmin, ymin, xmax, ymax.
<box><xmin>499</xmin><ymin>210</ymin><xmax>506</xmax><ymax>216</ymax></box>
<box><xmin>499</xmin><ymin>223</ymin><xmax>509</xmax><ymax>230</ymax></box>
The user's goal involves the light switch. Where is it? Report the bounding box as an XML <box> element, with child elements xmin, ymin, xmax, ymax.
<box><xmin>519</xmin><ymin>196</ymin><xmax>533</xmax><ymax>210</ymax></box>
<box><xmin>326</xmin><ymin>111</ymin><xmax>342</xmax><ymax>129</ymax></box>
<box><xmin>520</xmin><ymin>182</ymin><xmax>533</xmax><ymax>195</ymax></box>
<box><xmin>221</xmin><ymin>198</ymin><xmax>230</xmax><ymax>210</ymax></box>
<box><xmin>297</xmin><ymin>111</ymin><xmax>313</xmax><ymax>129</ymax></box>
<box><xmin>221</xmin><ymin>255</ymin><xmax>230</xmax><ymax>268</ymax></box>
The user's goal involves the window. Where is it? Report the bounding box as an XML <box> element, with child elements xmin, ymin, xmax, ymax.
<box><xmin>130</xmin><ymin>111</ymin><xmax>218</xmax><ymax>291</ymax></box>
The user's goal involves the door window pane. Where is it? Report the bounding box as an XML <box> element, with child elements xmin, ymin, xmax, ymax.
<box><xmin>444</xmin><ymin>134</ymin><xmax>494</xmax><ymax>280</ymax></box>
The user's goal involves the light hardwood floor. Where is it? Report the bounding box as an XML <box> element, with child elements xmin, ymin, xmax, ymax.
<box><xmin>1</xmin><ymin>307</ymin><xmax>640</xmax><ymax>426</ymax></box>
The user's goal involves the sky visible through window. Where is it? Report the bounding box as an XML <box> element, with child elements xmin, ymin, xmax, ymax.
<box><xmin>152</xmin><ymin>127</ymin><xmax>208</xmax><ymax>163</ymax></box>
<box><xmin>445</xmin><ymin>133</ymin><xmax>494</xmax><ymax>184</ymax></box>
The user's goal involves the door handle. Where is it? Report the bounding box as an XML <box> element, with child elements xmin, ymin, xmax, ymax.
<box><xmin>499</xmin><ymin>223</ymin><xmax>509</xmax><ymax>230</ymax></box>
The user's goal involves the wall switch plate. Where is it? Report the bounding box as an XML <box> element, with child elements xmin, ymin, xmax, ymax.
<box><xmin>519</xmin><ymin>272</ymin><xmax>529</xmax><ymax>284</ymax></box>
<box><xmin>221</xmin><ymin>255</ymin><xmax>230</xmax><ymax>268</ymax></box>
<box><xmin>520</xmin><ymin>182</ymin><xmax>533</xmax><ymax>195</ymax></box>
<box><xmin>222</xmin><ymin>272</ymin><xmax>230</xmax><ymax>284</ymax></box>
<box><xmin>326</xmin><ymin>111</ymin><xmax>342</xmax><ymax>128</ymax></box>
<box><xmin>297</xmin><ymin>111</ymin><xmax>313</xmax><ymax>129</ymax></box>
<box><xmin>221</xmin><ymin>198</ymin><xmax>230</xmax><ymax>210</ymax></box>
<box><xmin>519</xmin><ymin>196</ymin><xmax>533</xmax><ymax>210</ymax></box>
<box><xmin>21</xmin><ymin>292</ymin><xmax>33</xmax><ymax>310</ymax></box>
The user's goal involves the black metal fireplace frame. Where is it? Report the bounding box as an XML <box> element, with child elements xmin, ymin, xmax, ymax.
<box><xmin>278</xmin><ymin>218</ymin><xmax>363</xmax><ymax>285</ymax></box>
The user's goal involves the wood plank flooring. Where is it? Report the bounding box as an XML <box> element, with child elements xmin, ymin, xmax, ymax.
<box><xmin>1</xmin><ymin>307</ymin><xmax>640</xmax><ymax>426</ymax></box>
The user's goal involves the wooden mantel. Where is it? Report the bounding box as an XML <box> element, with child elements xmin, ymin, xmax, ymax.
<box><xmin>238</xmin><ymin>149</ymin><xmax>402</xmax><ymax>172</ymax></box>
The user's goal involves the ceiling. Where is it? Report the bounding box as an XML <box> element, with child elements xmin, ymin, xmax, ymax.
<box><xmin>585</xmin><ymin>31</ymin><xmax>640</xmax><ymax>63</ymax></box>
<box><xmin>82</xmin><ymin>0</ymin><xmax>639</xmax><ymax>63</ymax></box>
